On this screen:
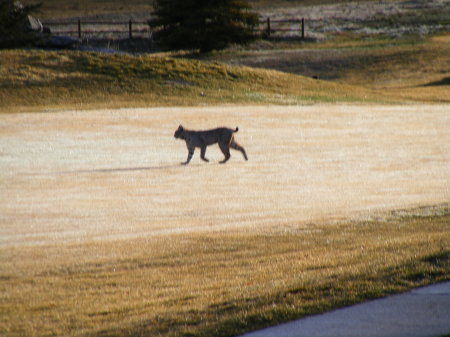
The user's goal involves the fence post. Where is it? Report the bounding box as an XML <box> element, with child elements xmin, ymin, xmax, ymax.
<box><xmin>266</xmin><ymin>17</ymin><xmax>271</xmax><ymax>37</ymax></box>
<box><xmin>301</xmin><ymin>17</ymin><xmax>305</xmax><ymax>40</ymax></box>
<box><xmin>78</xmin><ymin>18</ymin><xmax>81</xmax><ymax>39</ymax></box>
<box><xmin>129</xmin><ymin>19</ymin><xmax>133</xmax><ymax>39</ymax></box>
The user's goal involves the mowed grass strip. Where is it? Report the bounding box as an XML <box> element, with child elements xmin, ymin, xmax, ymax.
<box><xmin>1</xmin><ymin>210</ymin><xmax>448</xmax><ymax>337</ymax></box>
<box><xmin>0</xmin><ymin>50</ymin><xmax>395</xmax><ymax>113</ymax></box>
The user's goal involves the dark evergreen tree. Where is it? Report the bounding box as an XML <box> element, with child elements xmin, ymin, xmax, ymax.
<box><xmin>0</xmin><ymin>0</ymin><xmax>42</xmax><ymax>49</ymax></box>
<box><xmin>149</xmin><ymin>0</ymin><xmax>259</xmax><ymax>52</ymax></box>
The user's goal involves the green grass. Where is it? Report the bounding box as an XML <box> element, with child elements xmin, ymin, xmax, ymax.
<box><xmin>1</xmin><ymin>209</ymin><xmax>449</xmax><ymax>337</ymax></box>
<box><xmin>0</xmin><ymin>49</ymin><xmax>396</xmax><ymax>113</ymax></box>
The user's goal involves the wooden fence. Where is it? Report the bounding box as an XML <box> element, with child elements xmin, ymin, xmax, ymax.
<box><xmin>263</xmin><ymin>18</ymin><xmax>305</xmax><ymax>39</ymax></box>
<box><xmin>42</xmin><ymin>17</ymin><xmax>306</xmax><ymax>40</ymax></box>
<box><xmin>41</xmin><ymin>19</ymin><xmax>151</xmax><ymax>39</ymax></box>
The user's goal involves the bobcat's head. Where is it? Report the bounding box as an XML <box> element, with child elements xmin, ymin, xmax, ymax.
<box><xmin>174</xmin><ymin>125</ymin><xmax>186</xmax><ymax>140</ymax></box>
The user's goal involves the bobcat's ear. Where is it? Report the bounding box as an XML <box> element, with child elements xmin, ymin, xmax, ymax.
<box><xmin>178</xmin><ymin>125</ymin><xmax>183</xmax><ymax>130</ymax></box>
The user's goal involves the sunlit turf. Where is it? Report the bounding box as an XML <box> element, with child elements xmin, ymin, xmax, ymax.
<box><xmin>0</xmin><ymin>49</ymin><xmax>400</xmax><ymax>113</ymax></box>
<box><xmin>1</xmin><ymin>209</ymin><xmax>448</xmax><ymax>337</ymax></box>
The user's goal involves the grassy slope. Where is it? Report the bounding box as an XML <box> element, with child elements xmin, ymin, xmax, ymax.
<box><xmin>1</xmin><ymin>212</ymin><xmax>449</xmax><ymax>337</ymax></box>
<box><xmin>338</xmin><ymin>42</ymin><xmax>449</xmax><ymax>87</ymax></box>
<box><xmin>207</xmin><ymin>33</ymin><xmax>450</xmax><ymax>103</ymax></box>
<box><xmin>10</xmin><ymin>1</ymin><xmax>448</xmax><ymax>110</ymax></box>
<box><xmin>3</xmin><ymin>31</ymin><xmax>447</xmax><ymax>112</ymax></box>
<box><xmin>0</xmin><ymin>50</ymin><xmax>395</xmax><ymax>113</ymax></box>
<box><xmin>332</xmin><ymin>35</ymin><xmax>450</xmax><ymax>101</ymax></box>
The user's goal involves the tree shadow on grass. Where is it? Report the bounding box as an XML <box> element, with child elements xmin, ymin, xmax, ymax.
<box><xmin>423</xmin><ymin>77</ymin><xmax>450</xmax><ymax>86</ymax></box>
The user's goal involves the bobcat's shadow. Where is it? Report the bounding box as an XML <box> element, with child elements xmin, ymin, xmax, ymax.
<box><xmin>58</xmin><ymin>164</ymin><xmax>187</xmax><ymax>174</ymax></box>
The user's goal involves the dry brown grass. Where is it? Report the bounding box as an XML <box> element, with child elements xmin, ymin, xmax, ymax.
<box><xmin>1</xmin><ymin>214</ymin><xmax>448</xmax><ymax>337</ymax></box>
<box><xmin>1</xmin><ymin>105</ymin><xmax>449</xmax><ymax>337</ymax></box>
<box><xmin>0</xmin><ymin>50</ymin><xmax>395</xmax><ymax>113</ymax></box>
<box><xmin>213</xmin><ymin>33</ymin><xmax>450</xmax><ymax>103</ymax></box>
<box><xmin>336</xmin><ymin>36</ymin><xmax>450</xmax><ymax>89</ymax></box>
<box><xmin>1</xmin><ymin>5</ymin><xmax>449</xmax><ymax>335</ymax></box>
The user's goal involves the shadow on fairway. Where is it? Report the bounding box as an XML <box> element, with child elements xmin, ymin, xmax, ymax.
<box><xmin>57</xmin><ymin>164</ymin><xmax>193</xmax><ymax>174</ymax></box>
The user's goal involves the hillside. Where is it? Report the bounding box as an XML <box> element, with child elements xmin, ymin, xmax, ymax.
<box><xmin>6</xmin><ymin>0</ymin><xmax>449</xmax><ymax>111</ymax></box>
<box><xmin>207</xmin><ymin>33</ymin><xmax>450</xmax><ymax>103</ymax></box>
<box><xmin>0</xmin><ymin>50</ymin><xmax>396</xmax><ymax>113</ymax></box>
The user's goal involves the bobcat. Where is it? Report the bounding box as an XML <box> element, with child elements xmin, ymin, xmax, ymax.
<box><xmin>174</xmin><ymin>125</ymin><xmax>248</xmax><ymax>165</ymax></box>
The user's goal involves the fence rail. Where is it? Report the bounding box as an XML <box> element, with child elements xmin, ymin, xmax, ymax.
<box><xmin>42</xmin><ymin>17</ymin><xmax>306</xmax><ymax>40</ymax></box>
<box><xmin>42</xmin><ymin>19</ymin><xmax>151</xmax><ymax>39</ymax></box>
<box><xmin>262</xmin><ymin>17</ymin><xmax>305</xmax><ymax>38</ymax></box>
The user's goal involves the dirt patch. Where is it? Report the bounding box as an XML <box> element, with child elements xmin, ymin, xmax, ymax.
<box><xmin>0</xmin><ymin>105</ymin><xmax>449</xmax><ymax>247</ymax></box>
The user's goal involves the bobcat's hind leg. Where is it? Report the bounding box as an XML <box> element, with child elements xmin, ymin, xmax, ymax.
<box><xmin>230</xmin><ymin>140</ymin><xmax>248</xmax><ymax>161</ymax></box>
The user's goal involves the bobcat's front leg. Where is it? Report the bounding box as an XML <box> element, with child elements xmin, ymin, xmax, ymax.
<box><xmin>182</xmin><ymin>147</ymin><xmax>194</xmax><ymax>165</ymax></box>
<box><xmin>200</xmin><ymin>145</ymin><xmax>209</xmax><ymax>162</ymax></box>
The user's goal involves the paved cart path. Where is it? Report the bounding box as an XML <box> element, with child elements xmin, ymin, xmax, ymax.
<box><xmin>238</xmin><ymin>281</ymin><xmax>450</xmax><ymax>337</ymax></box>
